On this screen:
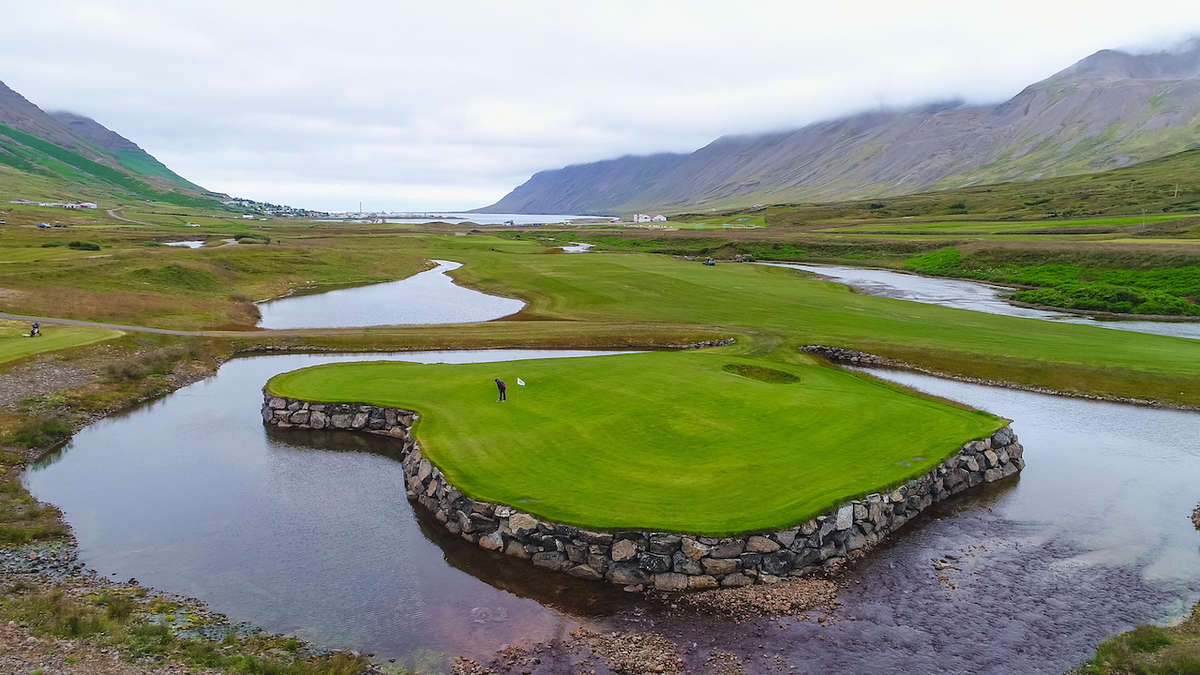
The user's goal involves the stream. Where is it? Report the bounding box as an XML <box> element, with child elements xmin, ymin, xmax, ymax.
<box><xmin>764</xmin><ymin>262</ymin><xmax>1200</xmax><ymax>340</ymax></box>
<box><xmin>255</xmin><ymin>260</ymin><xmax>525</xmax><ymax>329</ymax></box>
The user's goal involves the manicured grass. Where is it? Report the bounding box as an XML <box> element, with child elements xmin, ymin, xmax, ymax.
<box><xmin>0</xmin><ymin>319</ymin><xmax>121</xmax><ymax>364</ymax></box>
<box><xmin>268</xmin><ymin>350</ymin><xmax>1004</xmax><ymax>534</ymax></box>
<box><xmin>420</xmin><ymin>236</ymin><xmax>1200</xmax><ymax>407</ymax></box>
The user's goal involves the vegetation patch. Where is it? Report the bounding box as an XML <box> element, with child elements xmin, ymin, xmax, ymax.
<box><xmin>128</xmin><ymin>264</ymin><xmax>222</xmax><ymax>292</ymax></box>
<box><xmin>722</xmin><ymin>363</ymin><xmax>800</xmax><ymax>383</ymax></box>
<box><xmin>904</xmin><ymin>248</ymin><xmax>1200</xmax><ymax>316</ymax></box>
<box><xmin>1081</xmin><ymin>602</ymin><xmax>1200</xmax><ymax>674</ymax></box>
<box><xmin>267</xmin><ymin>351</ymin><xmax>1003</xmax><ymax>534</ymax></box>
<box><xmin>233</xmin><ymin>232</ymin><xmax>271</xmax><ymax>244</ymax></box>
<box><xmin>0</xmin><ymin>584</ymin><xmax>370</xmax><ymax>674</ymax></box>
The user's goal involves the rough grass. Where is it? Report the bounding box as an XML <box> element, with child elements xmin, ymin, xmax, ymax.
<box><xmin>267</xmin><ymin>350</ymin><xmax>1003</xmax><ymax>534</ymax></box>
<box><xmin>1081</xmin><ymin>601</ymin><xmax>1200</xmax><ymax>674</ymax></box>
<box><xmin>0</xmin><ymin>585</ymin><xmax>372</xmax><ymax>674</ymax></box>
<box><xmin>904</xmin><ymin>248</ymin><xmax>1200</xmax><ymax>316</ymax></box>
<box><xmin>0</xmin><ymin>449</ymin><xmax>67</xmax><ymax>544</ymax></box>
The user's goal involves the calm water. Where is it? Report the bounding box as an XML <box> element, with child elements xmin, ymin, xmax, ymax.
<box><xmin>560</xmin><ymin>242</ymin><xmax>594</xmax><ymax>253</ymax></box>
<box><xmin>24</xmin><ymin>350</ymin><xmax>635</xmax><ymax>662</ymax></box>
<box><xmin>765</xmin><ymin>262</ymin><xmax>1200</xmax><ymax>340</ymax></box>
<box><xmin>255</xmin><ymin>260</ymin><xmax>525</xmax><ymax>329</ymax></box>
<box><xmin>24</xmin><ymin>350</ymin><xmax>1200</xmax><ymax>671</ymax></box>
<box><xmin>163</xmin><ymin>240</ymin><xmax>206</xmax><ymax>248</ymax></box>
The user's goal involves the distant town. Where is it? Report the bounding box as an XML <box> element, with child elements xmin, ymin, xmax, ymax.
<box><xmin>10</xmin><ymin>199</ymin><xmax>97</xmax><ymax>209</ymax></box>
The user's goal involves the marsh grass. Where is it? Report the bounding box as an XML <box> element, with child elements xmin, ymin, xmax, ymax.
<box><xmin>0</xmin><ymin>585</ymin><xmax>375</xmax><ymax>674</ymax></box>
<box><xmin>1081</xmin><ymin>603</ymin><xmax>1200</xmax><ymax>674</ymax></box>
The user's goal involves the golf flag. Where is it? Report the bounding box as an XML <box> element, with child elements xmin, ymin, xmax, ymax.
<box><xmin>516</xmin><ymin>378</ymin><xmax>526</xmax><ymax>386</ymax></box>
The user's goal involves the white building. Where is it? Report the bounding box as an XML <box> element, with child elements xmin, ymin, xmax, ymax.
<box><xmin>633</xmin><ymin>213</ymin><xmax>651</xmax><ymax>223</ymax></box>
<box><xmin>650</xmin><ymin>214</ymin><xmax>667</xmax><ymax>222</ymax></box>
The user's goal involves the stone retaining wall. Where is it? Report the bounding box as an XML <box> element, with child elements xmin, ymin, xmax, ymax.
<box><xmin>262</xmin><ymin>391</ymin><xmax>1024</xmax><ymax>591</ymax></box>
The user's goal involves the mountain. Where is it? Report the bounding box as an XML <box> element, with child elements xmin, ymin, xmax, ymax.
<box><xmin>480</xmin><ymin>40</ymin><xmax>1200</xmax><ymax>215</ymax></box>
<box><xmin>49</xmin><ymin>111</ymin><xmax>205</xmax><ymax>192</ymax></box>
<box><xmin>0</xmin><ymin>80</ymin><xmax>217</xmax><ymax>207</ymax></box>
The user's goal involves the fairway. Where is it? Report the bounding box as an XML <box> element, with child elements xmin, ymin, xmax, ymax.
<box><xmin>267</xmin><ymin>351</ymin><xmax>1004</xmax><ymax>534</ymax></box>
<box><xmin>0</xmin><ymin>319</ymin><xmax>122</xmax><ymax>364</ymax></box>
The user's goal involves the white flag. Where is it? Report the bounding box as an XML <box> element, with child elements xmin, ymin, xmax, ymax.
<box><xmin>516</xmin><ymin>378</ymin><xmax>526</xmax><ymax>386</ymax></box>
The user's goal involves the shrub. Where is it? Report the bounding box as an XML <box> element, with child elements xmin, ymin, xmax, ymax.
<box><xmin>95</xmin><ymin>592</ymin><xmax>135</xmax><ymax>621</ymax></box>
<box><xmin>67</xmin><ymin>241</ymin><xmax>101</xmax><ymax>251</ymax></box>
<box><xmin>1128</xmin><ymin>625</ymin><xmax>1173</xmax><ymax>653</ymax></box>
<box><xmin>3</xmin><ymin>416</ymin><xmax>72</xmax><ymax>448</ymax></box>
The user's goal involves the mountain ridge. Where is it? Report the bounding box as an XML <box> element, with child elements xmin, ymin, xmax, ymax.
<box><xmin>479</xmin><ymin>40</ymin><xmax>1200</xmax><ymax>215</ymax></box>
<box><xmin>0</xmin><ymin>80</ymin><xmax>214</xmax><ymax>206</ymax></box>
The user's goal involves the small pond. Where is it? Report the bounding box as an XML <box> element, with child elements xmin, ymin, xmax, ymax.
<box><xmin>255</xmin><ymin>260</ymin><xmax>525</xmax><ymax>329</ymax></box>
<box><xmin>764</xmin><ymin>262</ymin><xmax>1200</xmax><ymax>340</ymax></box>
<box><xmin>162</xmin><ymin>240</ymin><xmax>206</xmax><ymax>248</ymax></box>
<box><xmin>560</xmin><ymin>242</ymin><xmax>594</xmax><ymax>253</ymax></box>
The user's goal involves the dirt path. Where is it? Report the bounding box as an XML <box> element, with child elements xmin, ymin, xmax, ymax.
<box><xmin>0</xmin><ymin>311</ymin><xmax>396</xmax><ymax>339</ymax></box>
<box><xmin>105</xmin><ymin>207</ymin><xmax>152</xmax><ymax>226</ymax></box>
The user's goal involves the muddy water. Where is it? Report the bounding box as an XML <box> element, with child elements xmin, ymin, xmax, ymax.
<box><xmin>764</xmin><ymin>262</ymin><xmax>1200</xmax><ymax>340</ymax></box>
<box><xmin>24</xmin><ymin>351</ymin><xmax>1200</xmax><ymax>672</ymax></box>
<box><xmin>255</xmin><ymin>260</ymin><xmax>525</xmax><ymax>329</ymax></box>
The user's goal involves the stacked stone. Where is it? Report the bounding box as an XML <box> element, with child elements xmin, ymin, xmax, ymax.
<box><xmin>261</xmin><ymin>395</ymin><xmax>416</xmax><ymax>443</ymax></box>
<box><xmin>263</xmin><ymin>392</ymin><xmax>1024</xmax><ymax>591</ymax></box>
<box><xmin>801</xmin><ymin>345</ymin><xmax>892</xmax><ymax>366</ymax></box>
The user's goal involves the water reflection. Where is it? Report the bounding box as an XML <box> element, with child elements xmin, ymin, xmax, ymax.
<box><xmin>255</xmin><ymin>260</ymin><xmax>525</xmax><ymax>329</ymax></box>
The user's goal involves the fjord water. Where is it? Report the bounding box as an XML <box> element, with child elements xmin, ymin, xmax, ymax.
<box><xmin>24</xmin><ymin>349</ymin><xmax>1200</xmax><ymax>670</ymax></box>
<box><xmin>255</xmin><ymin>260</ymin><xmax>525</xmax><ymax>329</ymax></box>
<box><xmin>766</xmin><ymin>262</ymin><xmax>1200</xmax><ymax>340</ymax></box>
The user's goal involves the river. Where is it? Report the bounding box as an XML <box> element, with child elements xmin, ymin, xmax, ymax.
<box><xmin>763</xmin><ymin>262</ymin><xmax>1200</xmax><ymax>340</ymax></box>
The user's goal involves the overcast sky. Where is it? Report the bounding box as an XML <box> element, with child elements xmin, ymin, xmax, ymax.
<box><xmin>3</xmin><ymin>1</ymin><xmax>1199</xmax><ymax>211</ymax></box>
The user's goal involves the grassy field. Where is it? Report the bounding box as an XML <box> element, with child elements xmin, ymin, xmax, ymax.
<box><xmin>0</xmin><ymin>319</ymin><xmax>121</xmax><ymax>364</ymax></box>
<box><xmin>267</xmin><ymin>350</ymin><xmax>1003</xmax><ymax>534</ymax></box>
<box><xmin>0</xmin><ymin>220</ymin><xmax>432</xmax><ymax>329</ymax></box>
<box><xmin>413</xmin><ymin>238</ymin><xmax>1200</xmax><ymax>406</ymax></box>
<box><xmin>816</xmin><ymin>214</ymin><xmax>1194</xmax><ymax>236</ymax></box>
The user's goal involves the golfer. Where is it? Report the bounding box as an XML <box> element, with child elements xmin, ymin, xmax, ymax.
<box><xmin>494</xmin><ymin>378</ymin><xmax>506</xmax><ymax>402</ymax></box>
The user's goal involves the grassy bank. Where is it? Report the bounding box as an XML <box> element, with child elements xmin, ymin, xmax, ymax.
<box><xmin>0</xmin><ymin>580</ymin><xmax>372</xmax><ymax>674</ymax></box>
<box><xmin>1080</xmin><ymin>602</ymin><xmax>1200</xmax><ymax>674</ymax></box>
<box><xmin>904</xmin><ymin>248</ymin><xmax>1200</xmax><ymax>316</ymax></box>
<box><xmin>268</xmin><ymin>350</ymin><xmax>1004</xmax><ymax>534</ymax></box>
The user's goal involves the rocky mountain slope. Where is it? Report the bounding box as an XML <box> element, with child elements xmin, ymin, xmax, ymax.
<box><xmin>0</xmin><ymin>80</ymin><xmax>215</xmax><ymax>206</ymax></box>
<box><xmin>480</xmin><ymin>40</ymin><xmax>1200</xmax><ymax>215</ymax></box>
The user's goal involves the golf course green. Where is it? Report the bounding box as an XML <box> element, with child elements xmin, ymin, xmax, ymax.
<box><xmin>266</xmin><ymin>350</ymin><xmax>1005</xmax><ymax>534</ymax></box>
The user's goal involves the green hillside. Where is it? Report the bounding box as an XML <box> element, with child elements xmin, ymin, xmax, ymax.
<box><xmin>0</xmin><ymin>122</ymin><xmax>217</xmax><ymax>208</ymax></box>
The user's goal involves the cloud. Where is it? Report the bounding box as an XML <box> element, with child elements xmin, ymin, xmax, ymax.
<box><xmin>2</xmin><ymin>0</ymin><xmax>1198</xmax><ymax>210</ymax></box>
